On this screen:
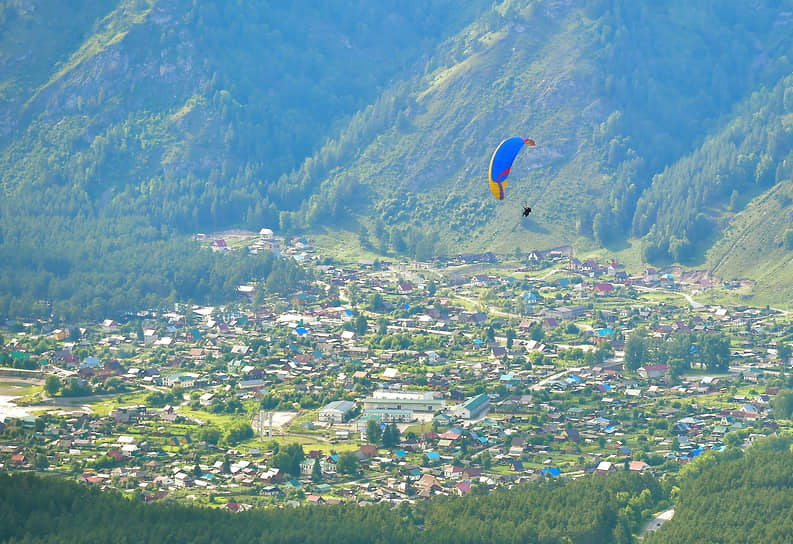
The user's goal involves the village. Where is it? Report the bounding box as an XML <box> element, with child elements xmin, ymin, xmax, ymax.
<box><xmin>0</xmin><ymin>230</ymin><xmax>790</xmax><ymax>510</ymax></box>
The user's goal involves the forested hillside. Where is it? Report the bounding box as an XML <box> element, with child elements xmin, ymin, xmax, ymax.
<box><xmin>644</xmin><ymin>435</ymin><xmax>793</xmax><ymax>543</ymax></box>
<box><xmin>293</xmin><ymin>0</ymin><xmax>793</xmax><ymax>261</ymax></box>
<box><xmin>0</xmin><ymin>0</ymin><xmax>488</xmax><ymax>318</ymax></box>
<box><xmin>3</xmin><ymin>0</ymin><xmax>793</xmax><ymax>317</ymax></box>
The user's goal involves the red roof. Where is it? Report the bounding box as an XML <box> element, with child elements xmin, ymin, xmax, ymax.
<box><xmin>455</xmin><ymin>481</ymin><xmax>472</xmax><ymax>494</ymax></box>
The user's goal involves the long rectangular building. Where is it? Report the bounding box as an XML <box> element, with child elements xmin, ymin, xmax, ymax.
<box><xmin>362</xmin><ymin>389</ymin><xmax>444</xmax><ymax>414</ymax></box>
<box><xmin>455</xmin><ymin>393</ymin><xmax>490</xmax><ymax>420</ymax></box>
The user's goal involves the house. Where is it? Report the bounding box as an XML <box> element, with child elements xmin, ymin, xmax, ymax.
<box><xmin>261</xmin><ymin>485</ymin><xmax>283</xmax><ymax>497</ymax></box>
<box><xmin>163</xmin><ymin>373</ymin><xmax>197</xmax><ymax>388</ymax></box>
<box><xmin>542</xmin><ymin>318</ymin><xmax>558</xmax><ymax>330</ymax></box>
<box><xmin>259</xmin><ymin>468</ymin><xmax>282</xmax><ymax>483</ymax></box>
<box><xmin>51</xmin><ymin>328</ymin><xmax>69</xmax><ymax>341</ymax></box>
<box><xmin>358</xmin><ymin>444</ymin><xmax>378</xmax><ymax>460</ymax></box>
<box><xmin>462</xmin><ymin>466</ymin><xmax>482</xmax><ymax>480</ymax></box>
<box><xmin>562</xmin><ymin>428</ymin><xmax>581</xmax><ymax>443</ymax></box>
<box><xmin>174</xmin><ymin>472</ymin><xmax>194</xmax><ymax>488</ymax></box>
<box><xmin>424</xmin><ymin>451</ymin><xmax>441</xmax><ymax>464</ymax></box>
<box><xmin>415</xmin><ymin>474</ymin><xmax>442</xmax><ymax>495</ymax></box>
<box><xmin>595</xmin><ymin>461</ymin><xmax>617</xmax><ymax>475</ymax></box>
<box><xmin>300</xmin><ymin>457</ymin><xmax>337</xmax><ymax>477</ymax></box>
<box><xmin>509</xmin><ymin>436</ymin><xmax>527</xmax><ymax>456</ymax></box>
<box><xmin>52</xmin><ymin>349</ymin><xmax>78</xmax><ymax>367</ymax></box>
<box><xmin>160</xmin><ymin>405</ymin><xmax>178</xmax><ymax>423</ymax></box>
<box><xmin>101</xmin><ymin>319</ymin><xmax>119</xmax><ymax>333</ymax></box>
<box><xmin>143</xmin><ymin>329</ymin><xmax>158</xmax><ymax>345</ymax></box>
<box><xmin>443</xmin><ymin>464</ymin><xmax>464</xmax><ymax>479</ymax></box>
<box><xmin>491</xmin><ymin>346</ymin><xmax>507</xmax><ymax>358</ymax></box>
<box><xmin>453</xmin><ymin>481</ymin><xmax>472</xmax><ymax>496</ymax></box>
<box><xmin>110</xmin><ymin>405</ymin><xmax>147</xmax><ymax>423</ymax></box>
<box><xmin>638</xmin><ymin>364</ymin><xmax>668</xmax><ymax>380</ymax></box>
<box><xmin>594</xmin><ymin>283</ymin><xmax>614</xmax><ymax>295</ymax></box>
<box><xmin>10</xmin><ymin>453</ymin><xmax>26</xmax><ymax>467</ymax></box>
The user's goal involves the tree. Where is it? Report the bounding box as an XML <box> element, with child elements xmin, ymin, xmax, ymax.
<box><xmin>355</xmin><ymin>314</ymin><xmax>368</xmax><ymax>336</ymax></box>
<box><xmin>773</xmin><ymin>388</ymin><xmax>793</xmax><ymax>419</ymax></box>
<box><xmin>271</xmin><ymin>451</ymin><xmax>294</xmax><ymax>476</ymax></box>
<box><xmin>366</xmin><ymin>419</ymin><xmax>382</xmax><ymax>444</ymax></box>
<box><xmin>624</xmin><ymin>328</ymin><xmax>648</xmax><ymax>371</ymax></box>
<box><xmin>34</xmin><ymin>453</ymin><xmax>49</xmax><ymax>469</ymax></box>
<box><xmin>701</xmin><ymin>333</ymin><xmax>731</xmax><ymax>371</ymax></box>
<box><xmin>283</xmin><ymin>443</ymin><xmax>305</xmax><ymax>476</ymax></box>
<box><xmin>506</xmin><ymin>328</ymin><xmax>516</xmax><ymax>349</ymax></box>
<box><xmin>382</xmin><ymin>422</ymin><xmax>400</xmax><ymax>449</ymax></box>
<box><xmin>44</xmin><ymin>375</ymin><xmax>61</xmax><ymax>396</ymax></box>
<box><xmin>778</xmin><ymin>342</ymin><xmax>792</xmax><ymax>365</ymax></box>
<box><xmin>311</xmin><ymin>457</ymin><xmax>322</xmax><ymax>482</ymax></box>
<box><xmin>336</xmin><ymin>451</ymin><xmax>358</xmax><ymax>475</ymax></box>
<box><xmin>223</xmin><ymin>422</ymin><xmax>253</xmax><ymax>446</ymax></box>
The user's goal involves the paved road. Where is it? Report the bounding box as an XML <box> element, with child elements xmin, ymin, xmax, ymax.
<box><xmin>531</xmin><ymin>368</ymin><xmax>575</xmax><ymax>391</ymax></box>
<box><xmin>639</xmin><ymin>508</ymin><xmax>675</xmax><ymax>539</ymax></box>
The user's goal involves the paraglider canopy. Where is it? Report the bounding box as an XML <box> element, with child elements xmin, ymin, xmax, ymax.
<box><xmin>488</xmin><ymin>137</ymin><xmax>535</xmax><ymax>200</ymax></box>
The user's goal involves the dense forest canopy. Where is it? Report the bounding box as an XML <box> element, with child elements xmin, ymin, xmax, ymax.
<box><xmin>644</xmin><ymin>434</ymin><xmax>793</xmax><ymax>543</ymax></box>
<box><xmin>3</xmin><ymin>0</ymin><xmax>793</xmax><ymax>317</ymax></box>
<box><xmin>0</xmin><ymin>471</ymin><xmax>661</xmax><ymax>544</ymax></box>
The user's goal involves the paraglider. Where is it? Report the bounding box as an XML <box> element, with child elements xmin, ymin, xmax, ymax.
<box><xmin>488</xmin><ymin>137</ymin><xmax>535</xmax><ymax>217</ymax></box>
<box><xmin>488</xmin><ymin>137</ymin><xmax>535</xmax><ymax>200</ymax></box>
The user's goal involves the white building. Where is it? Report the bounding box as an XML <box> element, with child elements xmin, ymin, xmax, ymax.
<box><xmin>317</xmin><ymin>400</ymin><xmax>355</xmax><ymax>424</ymax></box>
<box><xmin>363</xmin><ymin>389</ymin><xmax>444</xmax><ymax>414</ymax></box>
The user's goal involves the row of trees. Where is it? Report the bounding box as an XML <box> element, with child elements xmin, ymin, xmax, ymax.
<box><xmin>624</xmin><ymin>328</ymin><xmax>731</xmax><ymax>376</ymax></box>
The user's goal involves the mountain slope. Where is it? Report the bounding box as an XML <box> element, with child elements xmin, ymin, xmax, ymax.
<box><xmin>3</xmin><ymin>0</ymin><xmax>793</xmax><ymax>316</ymax></box>
<box><xmin>289</xmin><ymin>0</ymin><xmax>793</xmax><ymax>263</ymax></box>
<box><xmin>0</xmin><ymin>0</ymin><xmax>489</xmax><ymax>318</ymax></box>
